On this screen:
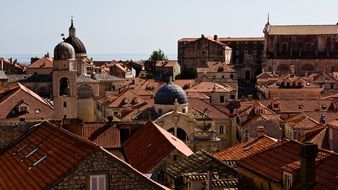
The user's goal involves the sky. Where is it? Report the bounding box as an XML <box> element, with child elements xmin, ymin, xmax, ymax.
<box><xmin>1</xmin><ymin>0</ymin><xmax>338</xmax><ymax>55</ymax></box>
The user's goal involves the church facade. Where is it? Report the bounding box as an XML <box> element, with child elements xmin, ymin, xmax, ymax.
<box><xmin>263</xmin><ymin>22</ymin><xmax>338</xmax><ymax>75</ymax></box>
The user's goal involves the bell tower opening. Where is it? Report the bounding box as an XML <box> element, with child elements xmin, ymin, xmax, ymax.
<box><xmin>59</xmin><ymin>77</ymin><xmax>70</xmax><ymax>96</ymax></box>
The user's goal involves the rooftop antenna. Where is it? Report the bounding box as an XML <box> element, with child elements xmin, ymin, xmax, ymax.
<box><xmin>267</xmin><ymin>13</ymin><xmax>270</xmax><ymax>24</ymax></box>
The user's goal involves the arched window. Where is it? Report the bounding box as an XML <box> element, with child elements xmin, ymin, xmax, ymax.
<box><xmin>281</xmin><ymin>43</ymin><xmax>288</xmax><ymax>53</ymax></box>
<box><xmin>59</xmin><ymin>77</ymin><xmax>70</xmax><ymax>96</ymax></box>
<box><xmin>77</xmin><ymin>85</ymin><xmax>94</xmax><ymax>99</ymax></box>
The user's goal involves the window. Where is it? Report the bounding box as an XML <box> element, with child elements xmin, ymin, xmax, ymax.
<box><xmin>90</xmin><ymin>174</ymin><xmax>106</xmax><ymax>190</ymax></box>
<box><xmin>230</xmin><ymin>74</ymin><xmax>234</xmax><ymax>79</ymax></box>
<box><xmin>220</xmin><ymin>95</ymin><xmax>225</xmax><ymax>103</ymax></box>
<box><xmin>219</xmin><ymin>125</ymin><xmax>225</xmax><ymax>134</ymax></box>
<box><xmin>59</xmin><ymin>77</ymin><xmax>70</xmax><ymax>96</ymax></box>
<box><xmin>19</xmin><ymin>105</ymin><xmax>28</xmax><ymax>113</ymax></box>
<box><xmin>63</xmin><ymin>102</ymin><xmax>67</xmax><ymax>108</ymax></box>
<box><xmin>64</xmin><ymin>115</ymin><xmax>67</xmax><ymax>119</ymax></box>
<box><xmin>230</xmin><ymin>94</ymin><xmax>236</xmax><ymax>99</ymax></box>
<box><xmin>283</xmin><ymin>172</ymin><xmax>293</xmax><ymax>190</ymax></box>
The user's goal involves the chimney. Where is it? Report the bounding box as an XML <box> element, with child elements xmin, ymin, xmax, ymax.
<box><xmin>91</xmin><ymin>72</ymin><xmax>96</xmax><ymax>79</ymax></box>
<box><xmin>107</xmin><ymin>116</ymin><xmax>113</xmax><ymax>127</ymax></box>
<box><xmin>214</xmin><ymin>35</ymin><xmax>218</xmax><ymax>41</ymax></box>
<box><xmin>320</xmin><ymin>114</ymin><xmax>325</xmax><ymax>124</ymax></box>
<box><xmin>257</xmin><ymin>126</ymin><xmax>265</xmax><ymax>137</ymax></box>
<box><xmin>300</xmin><ymin>143</ymin><xmax>318</xmax><ymax>190</ymax></box>
<box><xmin>9</xmin><ymin>58</ymin><xmax>12</xmax><ymax>64</ymax></box>
<box><xmin>201</xmin><ymin>34</ymin><xmax>205</xmax><ymax>38</ymax></box>
<box><xmin>207</xmin><ymin>168</ymin><xmax>212</xmax><ymax>190</ymax></box>
<box><xmin>290</xmin><ymin>65</ymin><xmax>295</xmax><ymax>74</ymax></box>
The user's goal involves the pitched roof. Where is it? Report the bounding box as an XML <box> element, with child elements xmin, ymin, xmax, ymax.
<box><xmin>122</xmin><ymin>122</ymin><xmax>193</xmax><ymax>173</ymax></box>
<box><xmin>286</xmin><ymin>115</ymin><xmax>324</xmax><ymax>130</ymax></box>
<box><xmin>186</xmin><ymin>81</ymin><xmax>235</xmax><ymax>93</ymax></box>
<box><xmin>27</xmin><ymin>56</ymin><xmax>53</xmax><ymax>69</ymax></box>
<box><xmin>219</xmin><ymin>37</ymin><xmax>265</xmax><ymax>42</ymax></box>
<box><xmin>267</xmin><ymin>25</ymin><xmax>338</xmax><ymax>35</ymax></box>
<box><xmin>0</xmin><ymin>70</ymin><xmax>7</xmax><ymax>80</ymax></box>
<box><xmin>0</xmin><ymin>121</ymin><xmax>98</xmax><ymax>189</ymax></box>
<box><xmin>196</xmin><ymin>62</ymin><xmax>236</xmax><ymax>73</ymax></box>
<box><xmin>188</xmin><ymin>98</ymin><xmax>229</xmax><ymax>119</ymax></box>
<box><xmin>214</xmin><ymin>136</ymin><xmax>278</xmax><ymax>161</ymax></box>
<box><xmin>7</xmin><ymin>74</ymin><xmax>52</xmax><ymax>83</ymax></box>
<box><xmin>82</xmin><ymin>122</ymin><xmax>121</xmax><ymax>149</ymax></box>
<box><xmin>164</xmin><ymin>150</ymin><xmax>237</xmax><ymax>179</ymax></box>
<box><xmin>237</xmin><ymin>140</ymin><xmax>301</xmax><ymax>183</ymax></box>
<box><xmin>0</xmin><ymin>82</ymin><xmax>52</xmax><ymax>109</ymax></box>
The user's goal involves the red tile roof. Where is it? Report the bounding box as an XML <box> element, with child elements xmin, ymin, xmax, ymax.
<box><xmin>186</xmin><ymin>81</ymin><xmax>235</xmax><ymax>93</ymax></box>
<box><xmin>237</xmin><ymin>140</ymin><xmax>301</xmax><ymax>182</ymax></box>
<box><xmin>82</xmin><ymin>122</ymin><xmax>121</xmax><ymax>149</ymax></box>
<box><xmin>27</xmin><ymin>56</ymin><xmax>53</xmax><ymax>69</ymax></box>
<box><xmin>123</xmin><ymin>121</ymin><xmax>193</xmax><ymax>173</ymax></box>
<box><xmin>0</xmin><ymin>121</ymin><xmax>98</xmax><ymax>190</ymax></box>
<box><xmin>214</xmin><ymin>135</ymin><xmax>278</xmax><ymax>161</ymax></box>
<box><xmin>188</xmin><ymin>98</ymin><xmax>229</xmax><ymax>119</ymax></box>
<box><xmin>196</xmin><ymin>62</ymin><xmax>236</xmax><ymax>73</ymax></box>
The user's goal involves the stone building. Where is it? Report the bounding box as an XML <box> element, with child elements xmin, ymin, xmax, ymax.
<box><xmin>263</xmin><ymin>22</ymin><xmax>338</xmax><ymax>76</ymax></box>
<box><xmin>25</xmin><ymin>55</ymin><xmax>53</xmax><ymax>75</ymax></box>
<box><xmin>178</xmin><ymin>35</ymin><xmax>231</xmax><ymax>70</ymax></box>
<box><xmin>152</xmin><ymin>81</ymin><xmax>237</xmax><ymax>151</ymax></box>
<box><xmin>0</xmin><ymin>82</ymin><xmax>53</xmax><ymax>121</ymax></box>
<box><xmin>0</xmin><ymin>121</ymin><xmax>168</xmax><ymax>190</ymax></box>
<box><xmin>178</xmin><ymin>36</ymin><xmax>264</xmax><ymax>80</ymax></box>
<box><xmin>220</xmin><ymin>37</ymin><xmax>265</xmax><ymax>80</ymax></box>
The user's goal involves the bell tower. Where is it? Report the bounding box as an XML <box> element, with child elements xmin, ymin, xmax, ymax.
<box><xmin>52</xmin><ymin>41</ymin><xmax>78</xmax><ymax>120</ymax></box>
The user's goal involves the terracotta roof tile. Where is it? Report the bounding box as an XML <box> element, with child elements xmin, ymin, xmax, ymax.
<box><xmin>188</xmin><ymin>98</ymin><xmax>229</xmax><ymax>119</ymax></box>
<box><xmin>237</xmin><ymin>140</ymin><xmax>301</xmax><ymax>182</ymax></box>
<box><xmin>0</xmin><ymin>121</ymin><xmax>98</xmax><ymax>190</ymax></box>
<box><xmin>214</xmin><ymin>136</ymin><xmax>278</xmax><ymax>161</ymax></box>
<box><xmin>122</xmin><ymin>122</ymin><xmax>193</xmax><ymax>173</ymax></box>
<box><xmin>82</xmin><ymin>122</ymin><xmax>121</xmax><ymax>149</ymax></box>
<box><xmin>27</xmin><ymin>57</ymin><xmax>53</xmax><ymax>69</ymax></box>
<box><xmin>196</xmin><ymin>62</ymin><xmax>236</xmax><ymax>73</ymax></box>
<box><xmin>164</xmin><ymin>150</ymin><xmax>237</xmax><ymax>179</ymax></box>
<box><xmin>186</xmin><ymin>81</ymin><xmax>235</xmax><ymax>93</ymax></box>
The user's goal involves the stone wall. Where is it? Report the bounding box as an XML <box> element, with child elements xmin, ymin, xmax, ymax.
<box><xmin>0</xmin><ymin>122</ymin><xmax>37</xmax><ymax>148</ymax></box>
<box><xmin>51</xmin><ymin>149</ymin><xmax>166</xmax><ymax>190</ymax></box>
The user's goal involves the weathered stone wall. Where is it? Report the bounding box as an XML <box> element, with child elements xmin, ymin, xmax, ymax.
<box><xmin>51</xmin><ymin>149</ymin><xmax>166</xmax><ymax>190</ymax></box>
<box><xmin>0</xmin><ymin>122</ymin><xmax>37</xmax><ymax>148</ymax></box>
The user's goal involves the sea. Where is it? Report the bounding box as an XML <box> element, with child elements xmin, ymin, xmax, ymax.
<box><xmin>2</xmin><ymin>53</ymin><xmax>178</xmax><ymax>65</ymax></box>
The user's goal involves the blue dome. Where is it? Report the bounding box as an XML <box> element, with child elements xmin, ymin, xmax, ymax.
<box><xmin>154</xmin><ymin>82</ymin><xmax>188</xmax><ymax>105</ymax></box>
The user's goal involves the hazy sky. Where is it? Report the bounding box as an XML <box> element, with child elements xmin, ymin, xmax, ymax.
<box><xmin>1</xmin><ymin>0</ymin><xmax>338</xmax><ymax>55</ymax></box>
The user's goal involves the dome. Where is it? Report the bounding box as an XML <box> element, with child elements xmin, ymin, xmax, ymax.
<box><xmin>54</xmin><ymin>42</ymin><xmax>75</xmax><ymax>60</ymax></box>
<box><xmin>154</xmin><ymin>82</ymin><xmax>188</xmax><ymax>105</ymax></box>
<box><xmin>64</xmin><ymin>36</ymin><xmax>87</xmax><ymax>54</ymax></box>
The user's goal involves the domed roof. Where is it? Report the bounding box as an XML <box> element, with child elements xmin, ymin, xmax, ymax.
<box><xmin>54</xmin><ymin>42</ymin><xmax>75</xmax><ymax>60</ymax></box>
<box><xmin>64</xmin><ymin>36</ymin><xmax>86</xmax><ymax>54</ymax></box>
<box><xmin>63</xmin><ymin>19</ymin><xmax>86</xmax><ymax>54</ymax></box>
<box><xmin>154</xmin><ymin>82</ymin><xmax>188</xmax><ymax>105</ymax></box>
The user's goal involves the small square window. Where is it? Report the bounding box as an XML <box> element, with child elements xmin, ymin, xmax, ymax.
<box><xmin>63</xmin><ymin>102</ymin><xmax>67</xmax><ymax>108</ymax></box>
